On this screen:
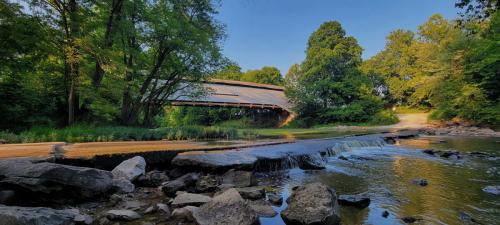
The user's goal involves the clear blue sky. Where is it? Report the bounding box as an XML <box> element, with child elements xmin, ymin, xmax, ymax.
<box><xmin>215</xmin><ymin>0</ymin><xmax>460</xmax><ymax>74</ymax></box>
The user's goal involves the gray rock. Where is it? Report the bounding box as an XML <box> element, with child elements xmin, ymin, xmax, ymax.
<box><xmin>135</xmin><ymin>170</ymin><xmax>169</xmax><ymax>187</ymax></box>
<box><xmin>172</xmin><ymin>192</ymin><xmax>212</xmax><ymax>208</ymax></box>
<box><xmin>281</xmin><ymin>183</ymin><xmax>341</xmax><ymax>225</ymax></box>
<box><xmin>298</xmin><ymin>155</ymin><xmax>326</xmax><ymax>170</ymax></box>
<box><xmin>267</xmin><ymin>192</ymin><xmax>283</xmax><ymax>205</ymax></box>
<box><xmin>105</xmin><ymin>209</ymin><xmax>141</xmax><ymax>221</ymax></box>
<box><xmin>195</xmin><ymin>174</ymin><xmax>219</xmax><ymax>192</ymax></box>
<box><xmin>160</xmin><ymin>173</ymin><xmax>199</xmax><ymax>196</ymax></box>
<box><xmin>0</xmin><ymin>205</ymin><xmax>89</xmax><ymax>225</ymax></box>
<box><xmin>191</xmin><ymin>188</ymin><xmax>259</xmax><ymax>225</ymax></box>
<box><xmin>237</xmin><ymin>186</ymin><xmax>266</xmax><ymax>200</ymax></box>
<box><xmin>222</xmin><ymin>169</ymin><xmax>254</xmax><ymax>188</ymax></box>
<box><xmin>111</xmin><ymin>156</ymin><xmax>146</xmax><ymax>181</ymax></box>
<box><xmin>248</xmin><ymin>199</ymin><xmax>277</xmax><ymax>217</ymax></box>
<box><xmin>0</xmin><ymin>158</ymin><xmax>113</xmax><ymax>204</ymax></box>
<box><xmin>171</xmin><ymin>206</ymin><xmax>198</xmax><ymax>221</ymax></box>
<box><xmin>482</xmin><ymin>185</ymin><xmax>500</xmax><ymax>195</ymax></box>
<box><xmin>338</xmin><ymin>194</ymin><xmax>370</xmax><ymax>208</ymax></box>
<box><xmin>172</xmin><ymin>152</ymin><xmax>257</xmax><ymax>171</ymax></box>
<box><xmin>156</xmin><ymin>203</ymin><xmax>171</xmax><ymax>217</ymax></box>
<box><xmin>112</xmin><ymin>178</ymin><xmax>135</xmax><ymax>194</ymax></box>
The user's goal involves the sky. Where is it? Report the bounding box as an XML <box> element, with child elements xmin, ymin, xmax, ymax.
<box><xmin>215</xmin><ymin>0</ymin><xmax>460</xmax><ymax>74</ymax></box>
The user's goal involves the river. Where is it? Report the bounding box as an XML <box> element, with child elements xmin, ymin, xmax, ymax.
<box><xmin>255</xmin><ymin>135</ymin><xmax>500</xmax><ymax>225</ymax></box>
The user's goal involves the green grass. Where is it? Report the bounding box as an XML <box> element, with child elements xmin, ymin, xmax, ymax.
<box><xmin>0</xmin><ymin>125</ymin><xmax>252</xmax><ymax>144</ymax></box>
<box><xmin>394</xmin><ymin>106</ymin><xmax>430</xmax><ymax>114</ymax></box>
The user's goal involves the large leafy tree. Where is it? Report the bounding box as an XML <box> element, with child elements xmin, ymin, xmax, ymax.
<box><xmin>241</xmin><ymin>66</ymin><xmax>283</xmax><ymax>85</ymax></box>
<box><xmin>287</xmin><ymin>21</ymin><xmax>382</xmax><ymax>125</ymax></box>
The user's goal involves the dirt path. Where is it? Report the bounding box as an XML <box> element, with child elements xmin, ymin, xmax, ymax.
<box><xmin>388</xmin><ymin>113</ymin><xmax>430</xmax><ymax>129</ymax></box>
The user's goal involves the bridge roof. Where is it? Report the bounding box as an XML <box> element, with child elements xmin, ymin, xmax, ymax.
<box><xmin>170</xmin><ymin>79</ymin><xmax>292</xmax><ymax>111</ymax></box>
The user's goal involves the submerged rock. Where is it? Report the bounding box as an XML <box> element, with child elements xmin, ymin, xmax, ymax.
<box><xmin>105</xmin><ymin>209</ymin><xmax>141</xmax><ymax>221</ymax></box>
<box><xmin>482</xmin><ymin>185</ymin><xmax>500</xmax><ymax>195</ymax></box>
<box><xmin>248</xmin><ymin>199</ymin><xmax>277</xmax><ymax>217</ymax></box>
<box><xmin>111</xmin><ymin>156</ymin><xmax>146</xmax><ymax>181</ymax></box>
<box><xmin>135</xmin><ymin>170</ymin><xmax>169</xmax><ymax>187</ymax></box>
<box><xmin>172</xmin><ymin>192</ymin><xmax>212</xmax><ymax>208</ymax></box>
<box><xmin>191</xmin><ymin>188</ymin><xmax>259</xmax><ymax>225</ymax></box>
<box><xmin>412</xmin><ymin>179</ymin><xmax>429</xmax><ymax>186</ymax></box>
<box><xmin>0</xmin><ymin>205</ymin><xmax>90</xmax><ymax>225</ymax></box>
<box><xmin>281</xmin><ymin>182</ymin><xmax>341</xmax><ymax>225</ymax></box>
<box><xmin>401</xmin><ymin>216</ymin><xmax>419</xmax><ymax>224</ymax></box>
<box><xmin>237</xmin><ymin>186</ymin><xmax>266</xmax><ymax>200</ymax></box>
<box><xmin>382</xmin><ymin>210</ymin><xmax>389</xmax><ymax>218</ymax></box>
<box><xmin>222</xmin><ymin>169</ymin><xmax>254</xmax><ymax>188</ymax></box>
<box><xmin>172</xmin><ymin>152</ymin><xmax>258</xmax><ymax>171</ymax></box>
<box><xmin>0</xmin><ymin>158</ymin><xmax>113</xmax><ymax>204</ymax></box>
<box><xmin>338</xmin><ymin>194</ymin><xmax>371</xmax><ymax>208</ymax></box>
<box><xmin>160</xmin><ymin>173</ymin><xmax>199</xmax><ymax>196</ymax></box>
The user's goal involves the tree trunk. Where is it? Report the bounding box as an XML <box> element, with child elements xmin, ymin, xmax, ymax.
<box><xmin>93</xmin><ymin>0</ymin><xmax>124</xmax><ymax>87</ymax></box>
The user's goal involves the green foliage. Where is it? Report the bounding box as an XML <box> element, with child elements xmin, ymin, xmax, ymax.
<box><xmin>240</xmin><ymin>66</ymin><xmax>283</xmax><ymax>85</ymax></box>
<box><xmin>0</xmin><ymin>125</ymin><xmax>242</xmax><ymax>143</ymax></box>
<box><xmin>286</xmin><ymin>21</ymin><xmax>385</xmax><ymax>127</ymax></box>
<box><xmin>368</xmin><ymin>110</ymin><xmax>400</xmax><ymax>125</ymax></box>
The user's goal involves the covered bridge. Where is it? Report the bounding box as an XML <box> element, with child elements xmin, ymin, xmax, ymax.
<box><xmin>170</xmin><ymin>79</ymin><xmax>293</xmax><ymax>113</ymax></box>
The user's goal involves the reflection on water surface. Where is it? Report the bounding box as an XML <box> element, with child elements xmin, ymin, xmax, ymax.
<box><xmin>256</xmin><ymin>136</ymin><xmax>500</xmax><ymax>225</ymax></box>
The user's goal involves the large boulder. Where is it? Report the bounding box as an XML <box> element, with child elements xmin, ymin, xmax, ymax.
<box><xmin>191</xmin><ymin>188</ymin><xmax>259</xmax><ymax>225</ymax></box>
<box><xmin>172</xmin><ymin>192</ymin><xmax>212</xmax><ymax>208</ymax></box>
<box><xmin>0</xmin><ymin>158</ymin><xmax>113</xmax><ymax>204</ymax></box>
<box><xmin>281</xmin><ymin>183</ymin><xmax>341</xmax><ymax>225</ymax></box>
<box><xmin>160</xmin><ymin>173</ymin><xmax>199</xmax><ymax>196</ymax></box>
<box><xmin>0</xmin><ymin>205</ymin><xmax>91</xmax><ymax>225</ymax></box>
<box><xmin>248</xmin><ymin>199</ymin><xmax>277</xmax><ymax>217</ymax></box>
<box><xmin>105</xmin><ymin>209</ymin><xmax>141</xmax><ymax>221</ymax></box>
<box><xmin>111</xmin><ymin>156</ymin><xmax>146</xmax><ymax>181</ymax></box>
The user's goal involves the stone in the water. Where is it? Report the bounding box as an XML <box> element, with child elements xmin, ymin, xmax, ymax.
<box><xmin>0</xmin><ymin>158</ymin><xmax>113</xmax><ymax>204</ymax></box>
<box><xmin>412</xmin><ymin>179</ymin><xmax>428</xmax><ymax>186</ymax></box>
<box><xmin>338</xmin><ymin>156</ymin><xmax>348</xmax><ymax>161</ymax></box>
<box><xmin>422</xmin><ymin>149</ymin><xmax>435</xmax><ymax>155</ymax></box>
<box><xmin>0</xmin><ymin>205</ymin><xmax>89</xmax><ymax>225</ymax></box>
<box><xmin>459</xmin><ymin>211</ymin><xmax>477</xmax><ymax>223</ymax></box>
<box><xmin>172</xmin><ymin>192</ymin><xmax>212</xmax><ymax>208</ymax></box>
<box><xmin>482</xmin><ymin>185</ymin><xmax>500</xmax><ymax>195</ymax></box>
<box><xmin>160</xmin><ymin>173</ymin><xmax>199</xmax><ymax>196</ymax></box>
<box><xmin>111</xmin><ymin>156</ymin><xmax>146</xmax><ymax>181</ymax></box>
<box><xmin>267</xmin><ymin>192</ymin><xmax>283</xmax><ymax>205</ymax></box>
<box><xmin>248</xmin><ymin>199</ymin><xmax>277</xmax><ymax>217</ymax></box>
<box><xmin>401</xmin><ymin>216</ymin><xmax>419</xmax><ymax>223</ymax></box>
<box><xmin>338</xmin><ymin>194</ymin><xmax>371</xmax><ymax>208</ymax></box>
<box><xmin>298</xmin><ymin>155</ymin><xmax>326</xmax><ymax>170</ymax></box>
<box><xmin>191</xmin><ymin>188</ymin><xmax>259</xmax><ymax>225</ymax></box>
<box><xmin>281</xmin><ymin>182</ymin><xmax>341</xmax><ymax>225</ymax></box>
<box><xmin>112</xmin><ymin>178</ymin><xmax>135</xmax><ymax>193</ymax></box>
<box><xmin>237</xmin><ymin>186</ymin><xmax>266</xmax><ymax>200</ymax></box>
<box><xmin>135</xmin><ymin>170</ymin><xmax>169</xmax><ymax>187</ymax></box>
<box><xmin>382</xmin><ymin>210</ymin><xmax>389</xmax><ymax>218</ymax></box>
<box><xmin>222</xmin><ymin>169</ymin><xmax>254</xmax><ymax>187</ymax></box>
<box><xmin>105</xmin><ymin>209</ymin><xmax>141</xmax><ymax>221</ymax></box>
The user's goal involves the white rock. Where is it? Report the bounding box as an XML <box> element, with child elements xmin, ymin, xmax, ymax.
<box><xmin>111</xmin><ymin>156</ymin><xmax>146</xmax><ymax>181</ymax></box>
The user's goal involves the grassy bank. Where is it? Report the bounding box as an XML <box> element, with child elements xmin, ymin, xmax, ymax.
<box><xmin>0</xmin><ymin>125</ymin><xmax>253</xmax><ymax>144</ymax></box>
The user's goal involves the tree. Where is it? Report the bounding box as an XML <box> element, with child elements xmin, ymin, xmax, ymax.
<box><xmin>456</xmin><ymin>0</ymin><xmax>500</xmax><ymax>22</ymax></box>
<box><xmin>287</xmin><ymin>21</ymin><xmax>382</xmax><ymax>125</ymax></box>
<box><xmin>241</xmin><ymin>66</ymin><xmax>283</xmax><ymax>85</ymax></box>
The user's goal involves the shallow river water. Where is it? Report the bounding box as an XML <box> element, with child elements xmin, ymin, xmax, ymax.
<box><xmin>256</xmin><ymin>136</ymin><xmax>500</xmax><ymax>225</ymax></box>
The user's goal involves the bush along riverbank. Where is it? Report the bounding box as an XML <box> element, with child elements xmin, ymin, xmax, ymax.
<box><xmin>0</xmin><ymin>125</ymin><xmax>254</xmax><ymax>144</ymax></box>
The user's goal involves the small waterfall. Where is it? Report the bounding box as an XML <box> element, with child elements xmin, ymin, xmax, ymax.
<box><xmin>253</xmin><ymin>138</ymin><xmax>386</xmax><ymax>172</ymax></box>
